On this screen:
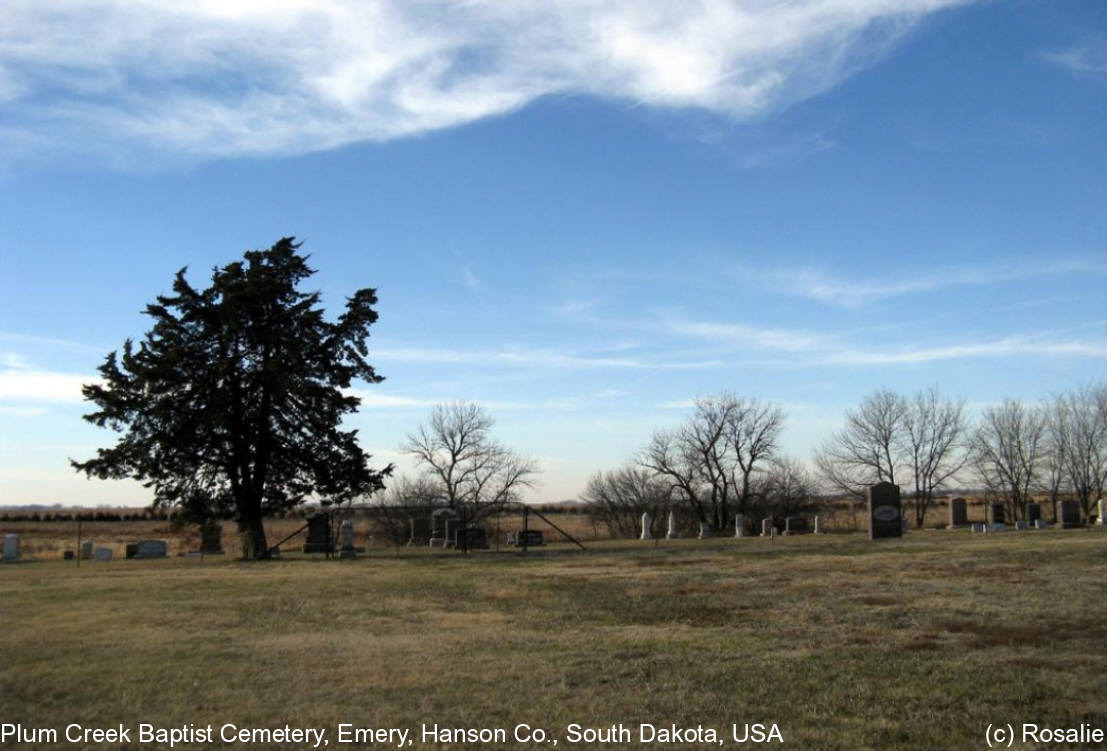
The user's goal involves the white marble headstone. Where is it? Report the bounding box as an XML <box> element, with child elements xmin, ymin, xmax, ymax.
<box><xmin>640</xmin><ymin>512</ymin><xmax>653</xmax><ymax>540</ymax></box>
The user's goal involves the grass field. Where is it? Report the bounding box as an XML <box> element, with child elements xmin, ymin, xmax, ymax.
<box><xmin>2</xmin><ymin>528</ymin><xmax>1106</xmax><ymax>750</ymax></box>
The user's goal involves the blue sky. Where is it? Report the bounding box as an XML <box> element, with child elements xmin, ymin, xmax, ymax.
<box><xmin>1</xmin><ymin>0</ymin><xmax>1105</xmax><ymax>506</ymax></box>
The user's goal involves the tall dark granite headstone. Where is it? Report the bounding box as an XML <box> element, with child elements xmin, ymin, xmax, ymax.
<box><xmin>949</xmin><ymin>498</ymin><xmax>968</xmax><ymax>527</ymax></box>
<box><xmin>302</xmin><ymin>513</ymin><xmax>333</xmax><ymax>554</ymax></box>
<box><xmin>456</xmin><ymin>527</ymin><xmax>489</xmax><ymax>551</ymax></box>
<box><xmin>988</xmin><ymin>502</ymin><xmax>1005</xmax><ymax>525</ymax></box>
<box><xmin>868</xmin><ymin>482</ymin><xmax>903</xmax><ymax>540</ymax></box>
<box><xmin>1026</xmin><ymin>502</ymin><xmax>1042</xmax><ymax>524</ymax></box>
<box><xmin>200</xmin><ymin>522</ymin><xmax>224</xmax><ymax>555</ymax></box>
<box><xmin>1059</xmin><ymin>500</ymin><xmax>1082</xmax><ymax>529</ymax></box>
<box><xmin>784</xmin><ymin>516</ymin><xmax>809</xmax><ymax>535</ymax></box>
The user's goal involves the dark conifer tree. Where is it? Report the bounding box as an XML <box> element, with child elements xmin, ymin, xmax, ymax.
<box><xmin>72</xmin><ymin>238</ymin><xmax>391</xmax><ymax>558</ymax></box>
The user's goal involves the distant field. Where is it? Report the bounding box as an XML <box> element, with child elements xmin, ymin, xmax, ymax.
<box><xmin>2</xmin><ymin>528</ymin><xmax>1105</xmax><ymax>750</ymax></box>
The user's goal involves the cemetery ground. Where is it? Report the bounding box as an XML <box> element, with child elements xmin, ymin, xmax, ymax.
<box><xmin>2</xmin><ymin>529</ymin><xmax>1106</xmax><ymax>750</ymax></box>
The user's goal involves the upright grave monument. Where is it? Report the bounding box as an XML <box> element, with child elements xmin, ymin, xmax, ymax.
<box><xmin>949</xmin><ymin>497</ymin><xmax>968</xmax><ymax>528</ymax></box>
<box><xmin>1098</xmin><ymin>498</ymin><xmax>1105</xmax><ymax>525</ymax></box>
<box><xmin>1059</xmin><ymin>500</ymin><xmax>1083</xmax><ymax>529</ymax></box>
<box><xmin>666</xmin><ymin>510</ymin><xmax>678</xmax><ymax>539</ymax></box>
<box><xmin>784</xmin><ymin>516</ymin><xmax>809</xmax><ymax>535</ymax></box>
<box><xmin>1026</xmin><ymin>502</ymin><xmax>1042</xmax><ymax>525</ymax></box>
<box><xmin>200</xmin><ymin>521</ymin><xmax>224</xmax><ymax>555</ymax></box>
<box><xmin>734</xmin><ymin>513</ymin><xmax>746</xmax><ymax>538</ymax></box>
<box><xmin>640</xmin><ymin>512</ymin><xmax>653</xmax><ymax>540</ymax></box>
<box><xmin>988</xmin><ymin>502</ymin><xmax>1005</xmax><ymax>525</ymax></box>
<box><xmin>339</xmin><ymin>519</ymin><xmax>356</xmax><ymax>558</ymax></box>
<box><xmin>2</xmin><ymin>534</ymin><xmax>20</xmax><ymax>562</ymax></box>
<box><xmin>302</xmin><ymin>513</ymin><xmax>333</xmax><ymax>554</ymax></box>
<box><xmin>868</xmin><ymin>482</ymin><xmax>903</xmax><ymax>540</ymax></box>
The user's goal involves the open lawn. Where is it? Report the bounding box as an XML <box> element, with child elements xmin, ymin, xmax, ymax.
<box><xmin>1</xmin><ymin>529</ymin><xmax>1106</xmax><ymax>750</ymax></box>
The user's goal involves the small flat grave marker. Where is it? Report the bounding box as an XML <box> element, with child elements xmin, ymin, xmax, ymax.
<box><xmin>93</xmin><ymin>547</ymin><xmax>113</xmax><ymax>561</ymax></box>
<box><xmin>133</xmin><ymin>539</ymin><xmax>168</xmax><ymax>559</ymax></box>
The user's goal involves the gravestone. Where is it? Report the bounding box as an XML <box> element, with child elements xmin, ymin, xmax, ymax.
<box><xmin>734</xmin><ymin>513</ymin><xmax>746</xmax><ymax>538</ymax></box>
<box><xmin>697</xmin><ymin>522</ymin><xmax>711</xmax><ymax>539</ymax></box>
<box><xmin>133</xmin><ymin>539</ymin><xmax>168</xmax><ymax>559</ymax></box>
<box><xmin>971</xmin><ymin>523</ymin><xmax>985</xmax><ymax>533</ymax></box>
<box><xmin>2</xmin><ymin>534</ymin><xmax>20</xmax><ymax>562</ymax></box>
<box><xmin>1034</xmin><ymin>519</ymin><xmax>1049</xmax><ymax>530</ymax></box>
<box><xmin>456</xmin><ymin>527</ymin><xmax>489</xmax><ymax>551</ymax></box>
<box><xmin>407</xmin><ymin>516</ymin><xmax>432</xmax><ymax>546</ymax></box>
<box><xmin>80</xmin><ymin>540</ymin><xmax>93</xmax><ymax>560</ymax></box>
<box><xmin>988</xmin><ymin>502</ymin><xmax>1005</xmax><ymax>525</ymax></box>
<box><xmin>1015</xmin><ymin>521</ymin><xmax>1029</xmax><ymax>531</ymax></box>
<box><xmin>1059</xmin><ymin>500</ymin><xmax>1082</xmax><ymax>529</ymax></box>
<box><xmin>1026</xmin><ymin>502</ymin><xmax>1042</xmax><ymax>524</ymax></box>
<box><xmin>785</xmin><ymin>516</ymin><xmax>809</xmax><ymax>535</ymax></box>
<box><xmin>509</xmin><ymin>529</ymin><xmax>544</xmax><ymax>547</ymax></box>
<box><xmin>93</xmin><ymin>547</ymin><xmax>113</xmax><ymax>561</ymax></box>
<box><xmin>666</xmin><ymin>510</ymin><xmax>678</xmax><ymax>539</ymax></box>
<box><xmin>867</xmin><ymin>482</ymin><xmax>903</xmax><ymax>540</ymax></box>
<box><xmin>302</xmin><ymin>513</ymin><xmax>332</xmax><ymax>554</ymax></box>
<box><xmin>200</xmin><ymin>522</ymin><xmax>224</xmax><ymax>555</ymax></box>
<box><xmin>813</xmin><ymin>516</ymin><xmax>822</xmax><ymax>534</ymax></box>
<box><xmin>949</xmin><ymin>498</ymin><xmax>968</xmax><ymax>528</ymax></box>
<box><xmin>640</xmin><ymin>512</ymin><xmax>653</xmax><ymax>540</ymax></box>
<box><xmin>987</xmin><ymin>523</ymin><xmax>1006</xmax><ymax>533</ymax></box>
<box><xmin>339</xmin><ymin>520</ymin><xmax>355</xmax><ymax>559</ymax></box>
<box><xmin>1098</xmin><ymin>498</ymin><xmax>1105</xmax><ymax>525</ymax></box>
<box><xmin>761</xmin><ymin>518</ymin><xmax>773</xmax><ymax>537</ymax></box>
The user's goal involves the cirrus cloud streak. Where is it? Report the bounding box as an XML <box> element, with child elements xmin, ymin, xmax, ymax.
<box><xmin>2</xmin><ymin>0</ymin><xmax>974</xmax><ymax>163</ymax></box>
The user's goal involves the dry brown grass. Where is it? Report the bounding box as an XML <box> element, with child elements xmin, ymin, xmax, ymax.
<box><xmin>2</xmin><ymin>527</ymin><xmax>1106</xmax><ymax>749</ymax></box>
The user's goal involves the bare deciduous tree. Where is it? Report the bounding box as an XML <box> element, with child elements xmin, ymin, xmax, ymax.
<box><xmin>970</xmin><ymin>399</ymin><xmax>1045</xmax><ymax>521</ymax></box>
<box><xmin>815</xmin><ymin>389</ymin><xmax>907</xmax><ymax>499</ymax></box>
<box><xmin>639</xmin><ymin>393</ymin><xmax>784</xmax><ymax>532</ymax></box>
<box><xmin>580</xmin><ymin>466</ymin><xmax>672</xmax><ymax>538</ymax></box>
<box><xmin>403</xmin><ymin>402</ymin><xmax>539</xmax><ymax>522</ymax></box>
<box><xmin>1054</xmin><ymin>383</ymin><xmax>1107</xmax><ymax>521</ymax></box>
<box><xmin>901</xmin><ymin>387</ymin><xmax>969</xmax><ymax>528</ymax></box>
<box><xmin>749</xmin><ymin>455</ymin><xmax>819</xmax><ymax>522</ymax></box>
<box><xmin>725</xmin><ymin>397</ymin><xmax>786</xmax><ymax>517</ymax></box>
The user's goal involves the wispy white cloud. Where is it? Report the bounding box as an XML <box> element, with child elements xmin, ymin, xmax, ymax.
<box><xmin>2</xmin><ymin>0</ymin><xmax>976</xmax><ymax>164</ymax></box>
<box><xmin>823</xmin><ymin>336</ymin><xmax>1107</xmax><ymax>365</ymax></box>
<box><xmin>739</xmin><ymin>259</ymin><xmax>1107</xmax><ymax>307</ymax></box>
<box><xmin>1040</xmin><ymin>42</ymin><xmax>1107</xmax><ymax>77</ymax></box>
<box><xmin>0</xmin><ymin>367</ymin><xmax>97</xmax><ymax>403</ymax></box>
<box><xmin>349</xmin><ymin>388</ymin><xmax>584</xmax><ymax>411</ymax></box>
<box><xmin>374</xmin><ymin>346</ymin><xmax>723</xmax><ymax>370</ymax></box>
<box><xmin>461</xmin><ymin>264</ymin><xmax>481</xmax><ymax>292</ymax></box>
<box><xmin>655</xmin><ymin>314</ymin><xmax>1107</xmax><ymax>365</ymax></box>
<box><xmin>0</xmin><ymin>405</ymin><xmax>48</xmax><ymax>417</ymax></box>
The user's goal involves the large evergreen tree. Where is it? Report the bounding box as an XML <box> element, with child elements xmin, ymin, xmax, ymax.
<box><xmin>72</xmin><ymin>238</ymin><xmax>391</xmax><ymax>558</ymax></box>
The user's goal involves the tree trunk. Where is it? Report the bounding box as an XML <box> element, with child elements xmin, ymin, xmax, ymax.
<box><xmin>237</xmin><ymin>514</ymin><xmax>269</xmax><ymax>560</ymax></box>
